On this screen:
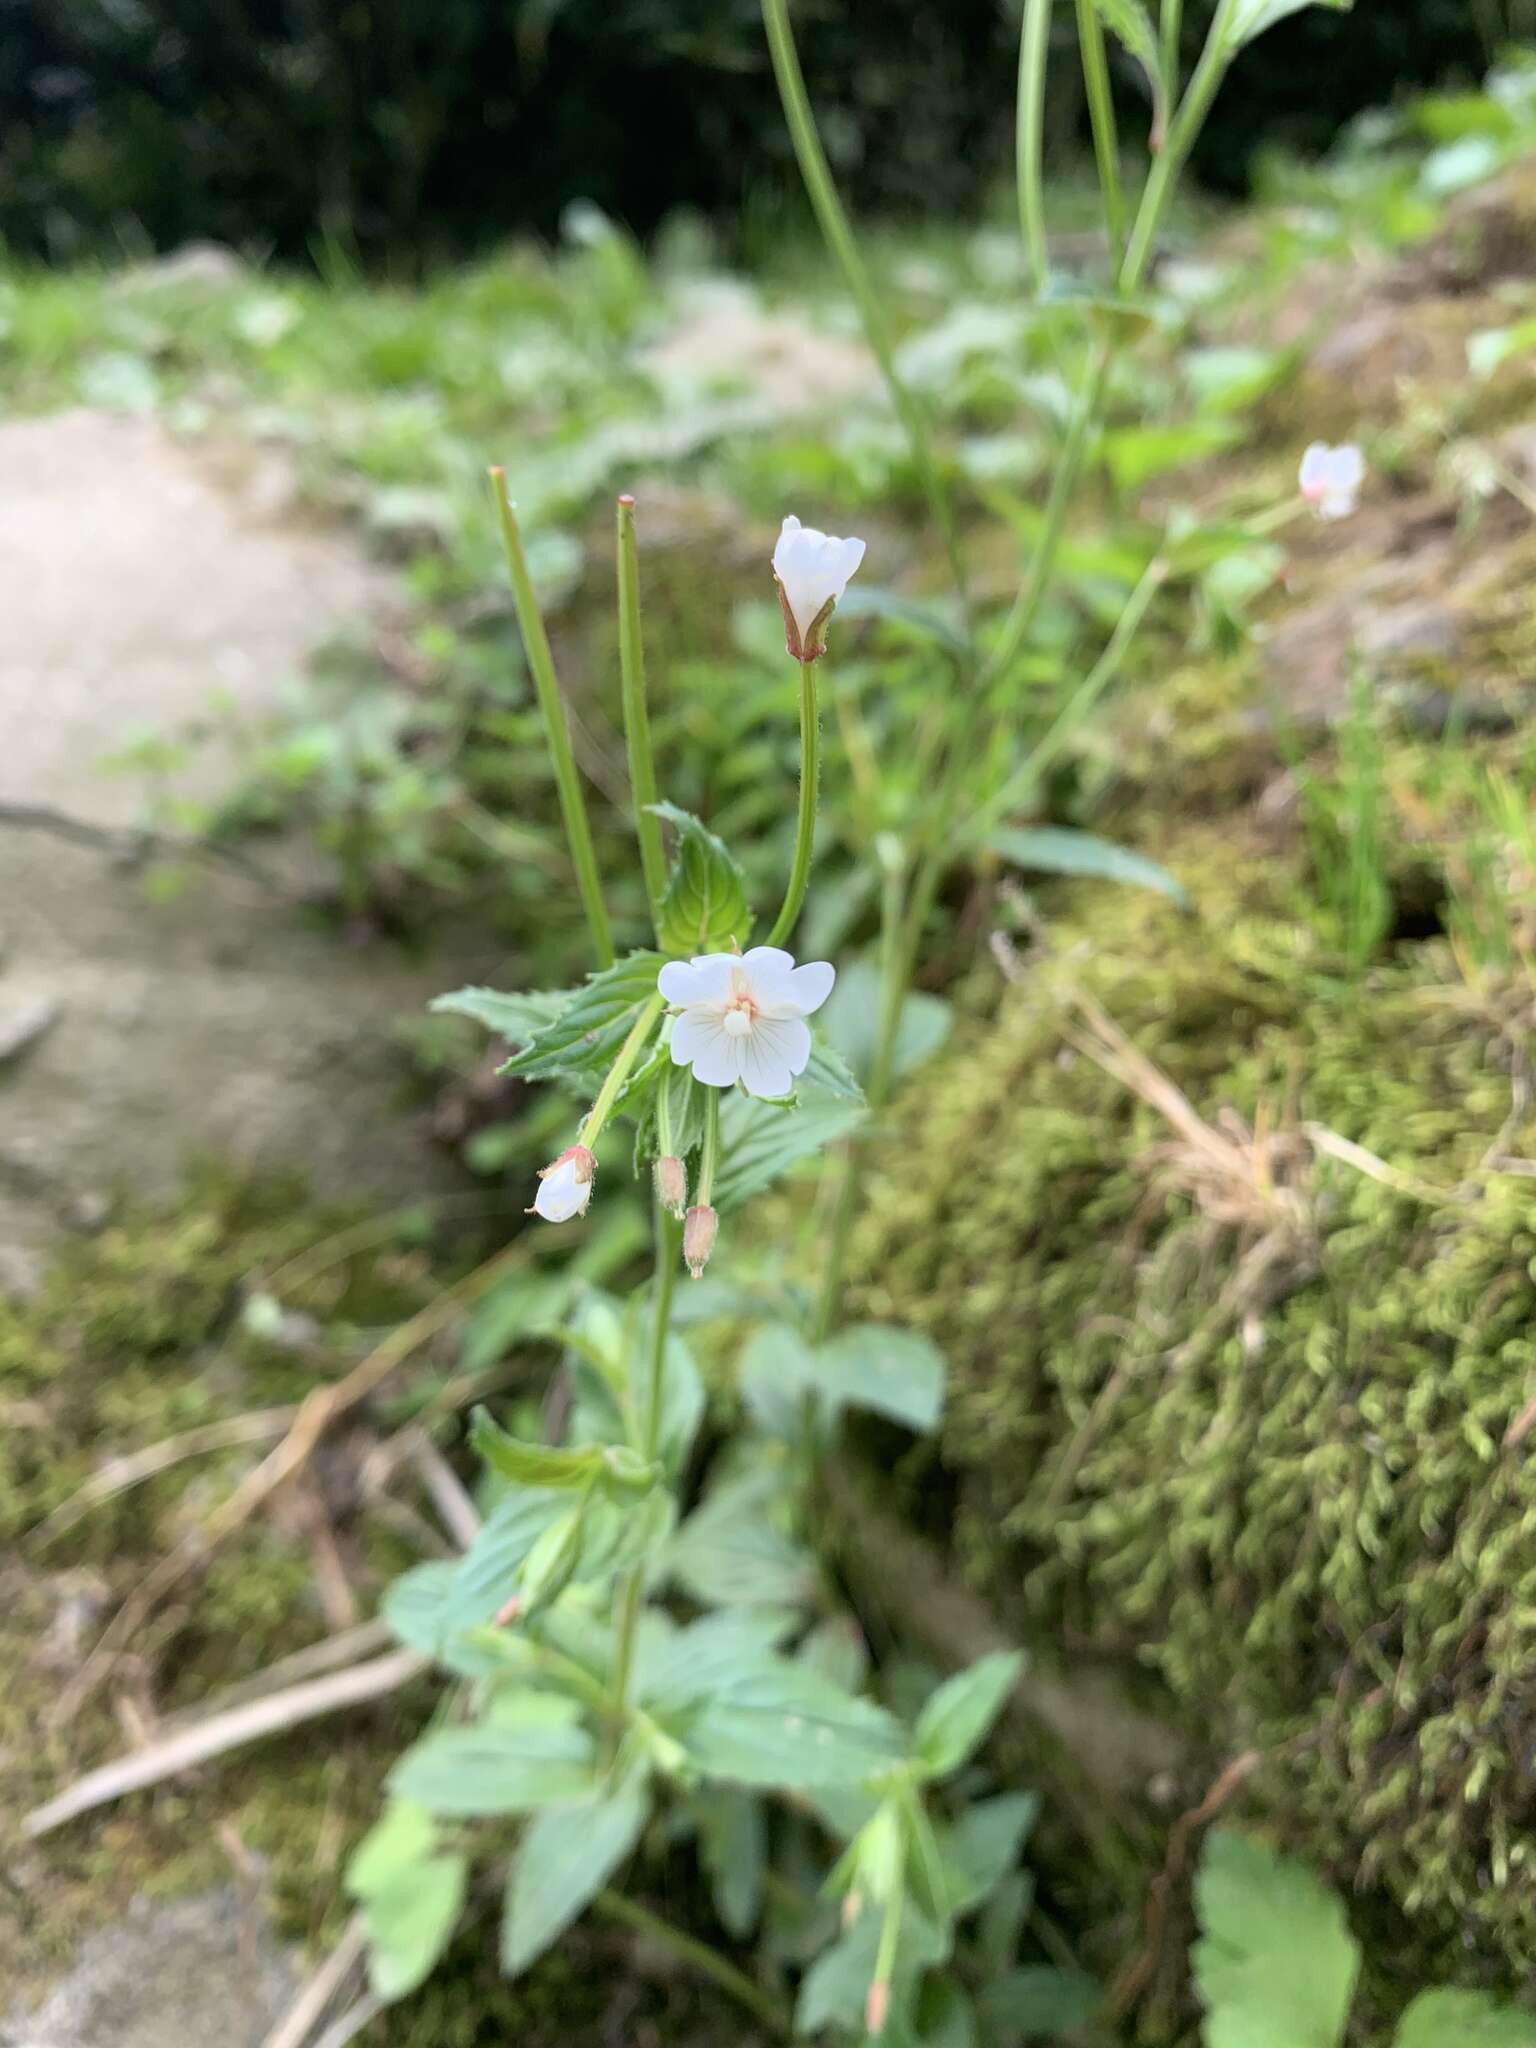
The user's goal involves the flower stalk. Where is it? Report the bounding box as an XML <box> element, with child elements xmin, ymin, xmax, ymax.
<box><xmin>490</xmin><ymin>468</ymin><xmax>614</xmax><ymax>969</ymax></box>
<box><xmin>768</xmin><ymin>656</ymin><xmax>820</xmax><ymax>949</ymax></box>
<box><xmin>616</xmin><ymin>495</ymin><xmax>669</xmax><ymax>930</ymax></box>
<box><xmin>1016</xmin><ymin>0</ymin><xmax>1054</xmax><ymax>295</ymax></box>
<box><xmin>578</xmin><ymin>995</ymin><xmax>666</xmax><ymax>1154</ymax></box>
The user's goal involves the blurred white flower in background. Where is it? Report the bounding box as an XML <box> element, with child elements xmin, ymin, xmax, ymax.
<box><xmin>1299</xmin><ymin>442</ymin><xmax>1366</xmax><ymax>521</ymax></box>
<box><xmin>530</xmin><ymin>1144</ymin><xmax>595</xmax><ymax>1222</ymax></box>
<box><xmin>659</xmin><ymin>946</ymin><xmax>835</xmax><ymax>1098</ymax></box>
<box><xmin>772</xmin><ymin>515</ymin><xmax>866</xmax><ymax>662</ymax></box>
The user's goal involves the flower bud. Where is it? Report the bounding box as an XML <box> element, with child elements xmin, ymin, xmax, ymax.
<box><xmin>530</xmin><ymin>1144</ymin><xmax>595</xmax><ymax>1223</ymax></box>
<box><xmin>865</xmin><ymin>1979</ymin><xmax>890</xmax><ymax>2037</ymax></box>
<box><xmin>683</xmin><ymin>1203</ymin><xmax>718</xmax><ymax>1279</ymax></box>
<box><xmin>654</xmin><ymin>1153</ymin><xmax>688</xmax><ymax>1219</ymax></box>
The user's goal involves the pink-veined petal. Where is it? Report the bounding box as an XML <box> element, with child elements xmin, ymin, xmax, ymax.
<box><xmin>739</xmin><ymin>946</ymin><xmax>798</xmax><ymax>1008</ymax></box>
<box><xmin>672</xmin><ymin>1007</ymin><xmax>742</xmax><ymax>1088</ymax></box>
<box><xmin>658</xmin><ymin>954</ymin><xmax>737</xmax><ymax>1007</ymax></box>
<box><xmin>736</xmin><ymin>1014</ymin><xmax>808</xmax><ymax>1099</ymax></box>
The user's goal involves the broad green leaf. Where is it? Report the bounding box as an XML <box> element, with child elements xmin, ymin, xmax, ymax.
<box><xmin>797</xmin><ymin>1900</ymin><xmax>947</xmax><ymax>2037</ymax></box>
<box><xmin>1228</xmin><ymin>0</ymin><xmax>1352</xmax><ymax>48</ymax></box>
<box><xmin>629</xmin><ymin>1328</ymin><xmax>705</xmax><ymax>1475</ymax></box>
<box><xmin>1194</xmin><ymin>1831</ymin><xmax>1360</xmax><ymax>2048</ymax></box>
<box><xmin>573</xmin><ymin>1485</ymin><xmax>677</xmax><ymax>1587</ymax></box>
<box><xmin>913</xmin><ymin>1652</ymin><xmax>1025</xmax><ymax>1780</ymax></box>
<box><xmin>357</xmin><ymin>1851</ymin><xmax>467</xmax><ymax>2002</ymax></box>
<box><xmin>1184</xmin><ymin>345</ymin><xmax>1292</xmax><ymax>414</ymax></box>
<box><xmin>346</xmin><ymin>1801</ymin><xmax>438</xmax><ymax>1898</ymax></box>
<box><xmin>976</xmin><ymin>1966</ymin><xmax>1102</xmax><ymax>2043</ymax></box>
<box><xmin>942</xmin><ymin>1792</ymin><xmax>1040</xmax><ymax>1914</ymax></box>
<box><xmin>1394</xmin><ymin>1991</ymin><xmax>1536</xmax><ymax>2048</ymax></box>
<box><xmin>713</xmin><ymin>1091</ymin><xmax>865</xmax><ymax>1211</ymax></box>
<box><xmin>816</xmin><ymin>1324</ymin><xmax>947</xmax><ymax>1434</ymax></box>
<box><xmin>430</xmin><ymin>984</ymin><xmax>570</xmax><ymax>1044</ymax></box>
<box><xmin>650</xmin><ymin>801</ymin><xmax>750</xmax><ymax>955</ymax></box>
<box><xmin>680</xmin><ymin>1657</ymin><xmax>905</xmax><ymax>1792</ymax></box>
<box><xmin>390</xmin><ymin>1722</ymin><xmax>595</xmax><ymax>1816</ymax></box>
<box><xmin>919</xmin><ymin>1979</ymin><xmax>979</xmax><ymax>2048</ymax></box>
<box><xmin>739</xmin><ymin>1321</ymin><xmax>821</xmax><ymax>1438</ymax></box>
<box><xmin>1102</xmin><ymin>418</ymin><xmax>1242</xmax><ymax>492</ymax></box>
<box><xmin>837</xmin><ymin>585</ymin><xmax>969</xmax><ymax>658</ymax></box>
<box><xmin>500</xmin><ymin>1778</ymin><xmax>649</xmax><ymax>1975</ymax></box>
<box><xmin>637</xmin><ymin>1606</ymin><xmax>799</xmax><ymax>1715</ymax></box>
<box><xmin>819</xmin><ymin>958</ymin><xmax>952</xmax><ymax>1084</ymax></box>
<box><xmin>382</xmin><ymin>1487</ymin><xmax>570</xmax><ymax>1671</ymax></box>
<box><xmin>668</xmin><ymin>1465</ymin><xmax>818</xmax><ymax>1607</ymax></box>
<box><xmin>989</xmin><ymin>826</ymin><xmax>1188</xmax><ymax>905</ymax></box>
<box><xmin>692</xmin><ymin>1787</ymin><xmax>768</xmax><ymax>1939</ymax></box>
<box><xmin>501</xmin><ymin>951</ymin><xmax>664</xmax><ymax>1082</ymax></box>
<box><xmin>469</xmin><ymin>1407</ymin><xmax>609</xmax><ymax>1489</ymax></box>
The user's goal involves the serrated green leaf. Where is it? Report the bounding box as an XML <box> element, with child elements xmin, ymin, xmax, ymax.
<box><xmin>713</xmin><ymin>1090</ymin><xmax>865</xmax><ymax>1210</ymax></box>
<box><xmin>802</xmin><ymin>1038</ymin><xmax>867</xmax><ymax>1103</ymax></box>
<box><xmin>667</xmin><ymin>1464</ymin><xmax>818</xmax><ymax>1607</ymax></box>
<box><xmin>680</xmin><ymin>1657</ymin><xmax>905</xmax><ymax>1791</ymax></box>
<box><xmin>430</xmin><ymin>984</ymin><xmax>571</xmax><ymax>1044</ymax></box>
<box><xmin>389</xmin><ymin>1722</ymin><xmax>595</xmax><ymax>1816</ymax></box>
<box><xmin>501</xmin><ymin>1778</ymin><xmax>649</xmax><ymax>1975</ymax></box>
<box><xmin>470</xmin><ymin>1407</ymin><xmax>608</xmax><ymax>1489</ymax></box>
<box><xmin>357</xmin><ymin>1851</ymin><xmax>467</xmax><ymax>2002</ymax></box>
<box><xmin>989</xmin><ymin>826</ymin><xmax>1188</xmax><ymax>905</ymax></box>
<box><xmin>913</xmin><ymin>1652</ymin><xmax>1025</xmax><ymax>1780</ymax></box>
<box><xmin>1394</xmin><ymin>1991</ymin><xmax>1536</xmax><ymax>2048</ymax></box>
<box><xmin>739</xmin><ymin>1321</ymin><xmax>821</xmax><ymax>1438</ymax></box>
<box><xmin>1228</xmin><ymin>0</ymin><xmax>1352</xmax><ymax>48</ymax></box>
<box><xmin>637</xmin><ymin>1606</ymin><xmax>799</xmax><ymax>1715</ymax></box>
<box><xmin>1194</xmin><ymin>1831</ymin><xmax>1360</xmax><ymax>2048</ymax></box>
<box><xmin>650</xmin><ymin>801</ymin><xmax>750</xmax><ymax>955</ymax></box>
<box><xmin>500</xmin><ymin>951</ymin><xmax>664</xmax><ymax>1082</ymax></box>
<box><xmin>816</xmin><ymin>1324</ymin><xmax>947</xmax><ymax>1434</ymax></box>
<box><xmin>381</xmin><ymin>1487</ymin><xmax>570</xmax><ymax>1672</ymax></box>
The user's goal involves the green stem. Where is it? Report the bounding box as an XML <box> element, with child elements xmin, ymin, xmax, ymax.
<box><xmin>760</xmin><ymin>0</ymin><xmax>969</xmax><ymax>612</ymax></box>
<box><xmin>1016</xmin><ymin>0</ymin><xmax>1053</xmax><ymax>294</ymax></box>
<box><xmin>696</xmin><ymin>1090</ymin><xmax>721</xmax><ymax>1207</ymax></box>
<box><xmin>972</xmin><ymin>552</ymin><xmax>1168</xmax><ymax>842</ymax></box>
<box><xmin>616</xmin><ymin>497</ymin><xmax>668</xmax><ymax>931</ymax></box>
<box><xmin>1119</xmin><ymin>0</ymin><xmax>1235</xmax><ymax>296</ymax></box>
<box><xmin>1160</xmin><ymin>0</ymin><xmax>1183</xmax><ymax>90</ymax></box>
<box><xmin>766</xmin><ymin>658</ymin><xmax>820</xmax><ymax>949</ymax></box>
<box><xmin>594</xmin><ymin>1889</ymin><xmax>791</xmax><ymax>2037</ymax></box>
<box><xmin>491</xmin><ymin>470</ymin><xmax>614</xmax><ymax>968</ymax></box>
<box><xmin>1075</xmin><ymin>0</ymin><xmax>1127</xmax><ymax>267</ymax></box>
<box><xmin>869</xmin><ymin>1881</ymin><xmax>904</xmax><ymax>2034</ymax></box>
<box><xmin>579</xmin><ymin>996</ymin><xmax>665</xmax><ymax>1152</ymax></box>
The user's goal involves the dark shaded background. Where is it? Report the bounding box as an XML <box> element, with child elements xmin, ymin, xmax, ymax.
<box><xmin>0</xmin><ymin>0</ymin><xmax>1497</xmax><ymax>267</ymax></box>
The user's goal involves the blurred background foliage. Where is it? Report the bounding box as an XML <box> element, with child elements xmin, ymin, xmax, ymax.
<box><xmin>0</xmin><ymin>0</ymin><xmax>1507</xmax><ymax>267</ymax></box>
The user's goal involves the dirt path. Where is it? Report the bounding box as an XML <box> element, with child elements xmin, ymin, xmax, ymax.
<box><xmin>0</xmin><ymin>409</ymin><xmax>487</xmax><ymax>1267</ymax></box>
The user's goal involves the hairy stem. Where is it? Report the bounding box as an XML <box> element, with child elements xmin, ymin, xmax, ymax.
<box><xmin>491</xmin><ymin>470</ymin><xmax>614</xmax><ymax>968</ymax></box>
<box><xmin>766</xmin><ymin>658</ymin><xmax>821</xmax><ymax>949</ymax></box>
<box><xmin>616</xmin><ymin>496</ymin><xmax>669</xmax><ymax>930</ymax></box>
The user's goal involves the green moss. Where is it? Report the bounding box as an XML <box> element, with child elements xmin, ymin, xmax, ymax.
<box><xmin>850</xmin><ymin>796</ymin><xmax>1536</xmax><ymax>1993</ymax></box>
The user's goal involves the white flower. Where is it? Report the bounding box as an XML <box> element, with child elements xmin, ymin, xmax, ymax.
<box><xmin>773</xmin><ymin>515</ymin><xmax>866</xmax><ymax>663</ymax></box>
<box><xmin>658</xmin><ymin>946</ymin><xmax>835</xmax><ymax>1099</ymax></box>
<box><xmin>530</xmin><ymin>1145</ymin><xmax>595</xmax><ymax>1222</ymax></box>
<box><xmin>1299</xmin><ymin>442</ymin><xmax>1365</xmax><ymax>521</ymax></box>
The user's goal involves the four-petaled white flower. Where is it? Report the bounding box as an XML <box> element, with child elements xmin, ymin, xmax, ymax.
<box><xmin>1299</xmin><ymin>442</ymin><xmax>1365</xmax><ymax>522</ymax></box>
<box><xmin>531</xmin><ymin>1144</ymin><xmax>595</xmax><ymax>1223</ymax></box>
<box><xmin>773</xmin><ymin>515</ymin><xmax>866</xmax><ymax>663</ymax></box>
<box><xmin>659</xmin><ymin>947</ymin><xmax>836</xmax><ymax>1099</ymax></box>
